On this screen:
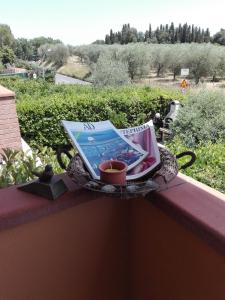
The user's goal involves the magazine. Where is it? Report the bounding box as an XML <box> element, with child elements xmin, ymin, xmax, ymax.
<box><xmin>120</xmin><ymin>120</ymin><xmax>161</xmax><ymax>180</ymax></box>
<box><xmin>62</xmin><ymin>120</ymin><xmax>148</xmax><ymax>180</ymax></box>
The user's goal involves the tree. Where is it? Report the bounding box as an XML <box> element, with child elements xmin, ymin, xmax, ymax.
<box><xmin>47</xmin><ymin>44</ymin><xmax>69</xmax><ymax>67</ymax></box>
<box><xmin>105</xmin><ymin>34</ymin><xmax>111</xmax><ymax>44</ymax></box>
<box><xmin>212</xmin><ymin>29</ymin><xmax>225</xmax><ymax>45</ymax></box>
<box><xmin>167</xmin><ymin>44</ymin><xmax>187</xmax><ymax>80</ymax></box>
<box><xmin>186</xmin><ymin>44</ymin><xmax>214</xmax><ymax>84</ymax></box>
<box><xmin>169</xmin><ymin>22</ymin><xmax>175</xmax><ymax>43</ymax></box>
<box><xmin>204</xmin><ymin>28</ymin><xmax>211</xmax><ymax>43</ymax></box>
<box><xmin>90</xmin><ymin>52</ymin><xmax>130</xmax><ymax>87</ymax></box>
<box><xmin>104</xmin><ymin>23</ymin><xmax>211</xmax><ymax>45</ymax></box>
<box><xmin>31</xmin><ymin>36</ymin><xmax>62</xmax><ymax>60</ymax></box>
<box><xmin>0</xmin><ymin>46</ymin><xmax>15</xmax><ymax>64</ymax></box>
<box><xmin>120</xmin><ymin>44</ymin><xmax>150</xmax><ymax>79</ymax></box>
<box><xmin>151</xmin><ymin>44</ymin><xmax>170</xmax><ymax>76</ymax></box>
<box><xmin>209</xmin><ymin>45</ymin><xmax>225</xmax><ymax>81</ymax></box>
<box><xmin>37</xmin><ymin>43</ymin><xmax>52</xmax><ymax>62</ymax></box>
<box><xmin>0</xmin><ymin>24</ymin><xmax>14</xmax><ymax>47</ymax></box>
<box><xmin>14</xmin><ymin>38</ymin><xmax>33</xmax><ymax>60</ymax></box>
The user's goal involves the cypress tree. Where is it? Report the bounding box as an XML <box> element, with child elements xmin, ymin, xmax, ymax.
<box><xmin>144</xmin><ymin>30</ymin><xmax>149</xmax><ymax>42</ymax></box>
<box><xmin>169</xmin><ymin>22</ymin><xmax>175</xmax><ymax>43</ymax></box>
<box><xmin>105</xmin><ymin>34</ymin><xmax>111</xmax><ymax>44</ymax></box>
<box><xmin>149</xmin><ymin>24</ymin><xmax>152</xmax><ymax>39</ymax></box>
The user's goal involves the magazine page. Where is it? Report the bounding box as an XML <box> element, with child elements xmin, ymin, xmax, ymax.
<box><xmin>62</xmin><ymin>120</ymin><xmax>148</xmax><ymax>180</ymax></box>
<box><xmin>120</xmin><ymin>120</ymin><xmax>161</xmax><ymax>180</ymax></box>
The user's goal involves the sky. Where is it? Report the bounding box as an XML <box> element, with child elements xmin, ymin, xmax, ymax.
<box><xmin>0</xmin><ymin>0</ymin><xmax>225</xmax><ymax>45</ymax></box>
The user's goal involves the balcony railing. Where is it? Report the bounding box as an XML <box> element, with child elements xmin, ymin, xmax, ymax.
<box><xmin>0</xmin><ymin>173</ymin><xmax>224</xmax><ymax>300</ymax></box>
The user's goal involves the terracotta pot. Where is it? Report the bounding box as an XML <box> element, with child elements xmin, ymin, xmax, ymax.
<box><xmin>98</xmin><ymin>160</ymin><xmax>127</xmax><ymax>185</ymax></box>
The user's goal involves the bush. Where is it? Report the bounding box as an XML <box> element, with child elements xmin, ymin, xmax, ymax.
<box><xmin>0</xmin><ymin>147</ymin><xmax>64</xmax><ymax>188</ymax></box>
<box><xmin>172</xmin><ymin>89</ymin><xmax>225</xmax><ymax>147</ymax></box>
<box><xmin>167</xmin><ymin>138</ymin><xmax>225</xmax><ymax>193</ymax></box>
<box><xmin>13</xmin><ymin>80</ymin><xmax>182</xmax><ymax>148</ymax></box>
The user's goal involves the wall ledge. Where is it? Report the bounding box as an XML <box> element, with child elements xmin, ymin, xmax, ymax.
<box><xmin>178</xmin><ymin>173</ymin><xmax>225</xmax><ymax>202</ymax></box>
<box><xmin>0</xmin><ymin>174</ymin><xmax>103</xmax><ymax>231</ymax></box>
<box><xmin>0</xmin><ymin>85</ymin><xmax>15</xmax><ymax>98</ymax></box>
<box><xmin>0</xmin><ymin>172</ymin><xmax>225</xmax><ymax>256</ymax></box>
<box><xmin>150</xmin><ymin>174</ymin><xmax>225</xmax><ymax>256</ymax></box>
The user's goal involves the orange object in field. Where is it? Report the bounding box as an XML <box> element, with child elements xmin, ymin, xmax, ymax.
<box><xmin>180</xmin><ymin>79</ymin><xmax>188</xmax><ymax>88</ymax></box>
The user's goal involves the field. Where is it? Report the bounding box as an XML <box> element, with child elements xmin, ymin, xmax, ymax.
<box><xmin>57</xmin><ymin>56</ymin><xmax>90</xmax><ymax>80</ymax></box>
<box><xmin>132</xmin><ymin>71</ymin><xmax>225</xmax><ymax>90</ymax></box>
<box><xmin>57</xmin><ymin>56</ymin><xmax>225</xmax><ymax>91</ymax></box>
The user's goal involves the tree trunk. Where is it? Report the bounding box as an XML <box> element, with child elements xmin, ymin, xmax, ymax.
<box><xmin>195</xmin><ymin>76</ymin><xmax>200</xmax><ymax>84</ymax></box>
<box><xmin>173</xmin><ymin>71</ymin><xmax>176</xmax><ymax>81</ymax></box>
<box><xmin>212</xmin><ymin>74</ymin><xmax>217</xmax><ymax>82</ymax></box>
<box><xmin>157</xmin><ymin>64</ymin><xmax>161</xmax><ymax>77</ymax></box>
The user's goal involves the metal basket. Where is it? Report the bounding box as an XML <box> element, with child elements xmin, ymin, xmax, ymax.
<box><xmin>57</xmin><ymin>145</ymin><xmax>196</xmax><ymax>199</ymax></box>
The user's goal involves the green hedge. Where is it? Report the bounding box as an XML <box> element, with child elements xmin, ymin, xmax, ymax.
<box><xmin>12</xmin><ymin>79</ymin><xmax>182</xmax><ymax>147</ymax></box>
<box><xmin>167</xmin><ymin>138</ymin><xmax>225</xmax><ymax>193</ymax></box>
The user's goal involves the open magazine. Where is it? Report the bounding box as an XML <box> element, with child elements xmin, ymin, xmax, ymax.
<box><xmin>120</xmin><ymin>120</ymin><xmax>161</xmax><ymax>180</ymax></box>
<box><xmin>62</xmin><ymin>120</ymin><xmax>148</xmax><ymax>180</ymax></box>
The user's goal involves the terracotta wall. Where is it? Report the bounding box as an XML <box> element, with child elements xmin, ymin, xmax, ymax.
<box><xmin>0</xmin><ymin>186</ymin><xmax>224</xmax><ymax>300</ymax></box>
<box><xmin>0</xmin><ymin>197</ymin><xmax>130</xmax><ymax>300</ymax></box>
<box><xmin>130</xmin><ymin>197</ymin><xmax>225</xmax><ymax>300</ymax></box>
<box><xmin>0</xmin><ymin>85</ymin><xmax>21</xmax><ymax>151</ymax></box>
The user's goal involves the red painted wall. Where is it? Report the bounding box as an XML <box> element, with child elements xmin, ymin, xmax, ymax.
<box><xmin>0</xmin><ymin>182</ymin><xmax>224</xmax><ymax>299</ymax></box>
<box><xmin>130</xmin><ymin>197</ymin><xmax>225</xmax><ymax>300</ymax></box>
<box><xmin>0</xmin><ymin>197</ymin><xmax>130</xmax><ymax>300</ymax></box>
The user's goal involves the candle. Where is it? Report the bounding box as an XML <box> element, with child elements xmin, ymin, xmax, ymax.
<box><xmin>99</xmin><ymin>160</ymin><xmax>127</xmax><ymax>185</ymax></box>
<box><xmin>104</xmin><ymin>168</ymin><xmax>120</xmax><ymax>173</ymax></box>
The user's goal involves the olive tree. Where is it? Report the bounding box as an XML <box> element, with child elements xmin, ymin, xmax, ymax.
<box><xmin>186</xmin><ymin>44</ymin><xmax>214</xmax><ymax>84</ymax></box>
<box><xmin>167</xmin><ymin>44</ymin><xmax>188</xmax><ymax>80</ymax></box>
<box><xmin>150</xmin><ymin>44</ymin><xmax>170</xmax><ymax>77</ymax></box>
<box><xmin>47</xmin><ymin>44</ymin><xmax>69</xmax><ymax>67</ymax></box>
<box><xmin>90</xmin><ymin>52</ymin><xmax>130</xmax><ymax>87</ymax></box>
<box><xmin>120</xmin><ymin>44</ymin><xmax>150</xmax><ymax>79</ymax></box>
<box><xmin>209</xmin><ymin>45</ymin><xmax>225</xmax><ymax>81</ymax></box>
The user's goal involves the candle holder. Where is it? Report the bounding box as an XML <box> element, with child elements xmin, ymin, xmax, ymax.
<box><xmin>98</xmin><ymin>160</ymin><xmax>127</xmax><ymax>185</ymax></box>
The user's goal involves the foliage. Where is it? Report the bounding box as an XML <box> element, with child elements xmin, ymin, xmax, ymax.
<box><xmin>14</xmin><ymin>38</ymin><xmax>33</xmax><ymax>61</ymax></box>
<box><xmin>0</xmin><ymin>24</ymin><xmax>14</xmax><ymax>47</ymax></box>
<box><xmin>72</xmin><ymin>43</ymin><xmax>225</xmax><ymax>83</ymax></box>
<box><xmin>73</xmin><ymin>44</ymin><xmax>105</xmax><ymax>64</ymax></box>
<box><xmin>120</xmin><ymin>44</ymin><xmax>151</xmax><ymax>79</ymax></box>
<box><xmin>150</xmin><ymin>44</ymin><xmax>170</xmax><ymax>77</ymax></box>
<box><xmin>104</xmin><ymin>22</ymin><xmax>211</xmax><ymax>45</ymax></box>
<box><xmin>90</xmin><ymin>52</ymin><xmax>130</xmax><ymax>86</ymax></box>
<box><xmin>38</xmin><ymin>43</ymin><xmax>69</xmax><ymax>67</ymax></box>
<box><xmin>167</xmin><ymin>138</ymin><xmax>225</xmax><ymax>194</ymax></box>
<box><xmin>14</xmin><ymin>58</ymin><xmax>33</xmax><ymax>70</ymax></box>
<box><xmin>14</xmin><ymin>36</ymin><xmax>62</xmax><ymax>61</ymax></box>
<box><xmin>172</xmin><ymin>89</ymin><xmax>225</xmax><ymax>147</ymax></box>
<box><xmin>0</xmin><ymin>46</ymin><xmax>15</xmax><ymax>64</ymax></box>
<box><xmin>0</xmin><ymin>79</ymin><xmax>181</xmax><ymax>147</ymax></box>
<box><xmin>186</xmin><ymin>44</ymin><xmax>215</xmax><ymax>83</ymax></box>
<box><xmin>212</xmin><ymin>29</ymin><xmax>225</xmax><ymax>45</ymax></box>
<box><xmin>0</xmin><ymin>147</ymin><xmax>64</xmax><ymax>188</ymax></box>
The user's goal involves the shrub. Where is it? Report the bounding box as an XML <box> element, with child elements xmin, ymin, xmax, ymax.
<box><xmin>172</xmin><ymin>89</ymin><xmax>225</xmax><ymax>147</ymax></box>
<box><xmin>167</xmin><ymin>138</ymin><xmax>225</xmax><ymax>193</ymax></box>
<box><xmin>0</xmin><ymin>147</ymin><xmax>64</xmax><ymax>188</ymax></box>
<box><xmin>12</xmin><ymin>80</ymin><xmax>182</xmax><ymax>147</ymax></box>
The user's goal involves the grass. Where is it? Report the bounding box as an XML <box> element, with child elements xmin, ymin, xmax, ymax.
<box><xmin>57</xmin><ymin>56</ymin><xmax>90</xmax><ymax>80</ymax></box>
